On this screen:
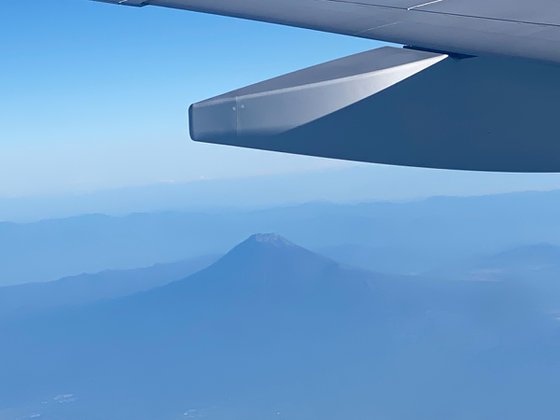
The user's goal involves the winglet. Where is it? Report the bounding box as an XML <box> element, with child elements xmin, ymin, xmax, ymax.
<box><xmin>190</xmin><ymin>47</ymin><xmax>446</xmax><ymax>142</ymax></box>
<box><xmin>190</xmin><ymin>46</ymin><xmax>560</xmax><ymax>172</ymax></box>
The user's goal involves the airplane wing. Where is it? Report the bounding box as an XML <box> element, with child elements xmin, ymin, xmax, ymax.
<box><xmin>95</xmin><ymin>0</ymin><xmax>560</xmax><ymax>172</ymax></box>
<box><xmin>100</xmin><ymin>0</ymin><xmax>560</xmax><ymax>65</ymax></box>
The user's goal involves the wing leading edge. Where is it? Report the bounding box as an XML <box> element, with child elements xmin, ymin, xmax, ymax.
<box><xmin>97</xmin><ymin>0</ymin><xmax>560</xmax><ymax>64</ymax></box>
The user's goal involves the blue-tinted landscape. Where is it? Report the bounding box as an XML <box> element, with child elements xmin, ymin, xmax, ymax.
<box><xmin>3</xmin><ymin>2</ymin><xmax>560</xmax><ymax>419</ymax></box>
<box><xmin>2</xmin><ymin>188</ymin><xmax>560</xmax><ymax>419</ymax></box>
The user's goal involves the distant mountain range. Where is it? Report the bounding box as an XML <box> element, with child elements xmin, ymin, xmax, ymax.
<box><xmin>434</xmin><ymin>243</ymin><xmax>560</xmax><ymax>311</ymax></box>
<box><xmin>2</xmin><ymin>165</ymin><xmax>559</xmax><ymax>222</ymax></box>
<box><xmin>5</xmin><ymin>189</ymin><xmax>560</xmax><ymax>285</ymax></box>
<box><xmin>431</xmin><ymin>242</ymin><xmax>560</xmax><ymax>284</ymax></box>
<box><xmin>468</xmin><ymin>243</ymin><xmax>560</xmax><ymax>280</ymax></box>
<box><xmin>1</xmin><ymin>234</ymin><xmax>559</xmax><ymax>420</ymax></box>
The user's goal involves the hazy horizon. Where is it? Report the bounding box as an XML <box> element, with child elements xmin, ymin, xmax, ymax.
<box><xmin>3</xmin><ymin>164</ymin><xmax>560</xmax><ymax>222</ymax></box>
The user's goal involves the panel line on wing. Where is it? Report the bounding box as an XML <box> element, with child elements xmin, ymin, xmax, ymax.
<box><xmin>323</xmin><ymin>0</ymin><xmax>560</xmax><ymax>28</ymax></box>
<box><xmin>407</xmin><ymin>0</ymin><xmax>444</xmax><ymax>11</ymax></box>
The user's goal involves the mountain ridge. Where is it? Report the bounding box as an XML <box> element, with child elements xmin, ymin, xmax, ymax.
<box><xmin>6</xmin><ymin>188</ymin><xmax>560</xmax><ymax>285</ymax></box>
<box><xmin>0</xmin><ymin>255</ymin><xmax>218</xmax><ymax>321</ymax></box>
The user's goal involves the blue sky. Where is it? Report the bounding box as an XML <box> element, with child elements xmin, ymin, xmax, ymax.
<box><xmin>0</xmin><ymin>0</ymin><xmax>378</xmax><ymax>197</ymax></box>
<box><xmin>2</xmin><ymin>0</ymin><xmax>560</xmax><ymax>199</ymax></box>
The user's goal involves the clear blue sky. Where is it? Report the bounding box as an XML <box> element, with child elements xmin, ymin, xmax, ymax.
<box><xmin>2</xmin><ymin>0</ymin><xmax>560</xmax><ymax>199</ymax></box>
<box><xmin>0</xmin><ymin>0</ymin><xmax>379</xmax><ymax>197</ymax></box>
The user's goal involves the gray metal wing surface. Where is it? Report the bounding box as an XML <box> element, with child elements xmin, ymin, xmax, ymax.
<box><xmin>98</xmin><ymin>0</ymin><xmax>560</xmax><ymax>64</ymax></box>
<box><xmin>94</xmin><ymin>0</ymin><xmax>560</xmax><ymax>172</ymax></box>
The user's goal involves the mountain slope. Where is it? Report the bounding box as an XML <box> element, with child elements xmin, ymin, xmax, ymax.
<box><xmin>0</xmin><ymin>255</ymin><xmax>217</xmax><ymax>321</ymax></box>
